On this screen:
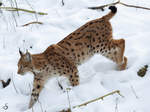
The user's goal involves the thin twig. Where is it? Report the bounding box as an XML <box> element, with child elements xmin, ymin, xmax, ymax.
<box><xmin>61</xmin><ymin>0</ymin><xmax>65</xmax><ymax>6</ymax></box>
<box><xmin>32</xmin><ymin>107</ymin><xmax>34</xmax><ymax>112</ymax></box>
<box><xmin>9</xmin><ymin>0</ymin><xmax>18</xmax><ymax>27</ymax></box>
<box><xmin>115</xmin><ymin>97</ymin><xmax>119</xmax><ymax>112</ymax></box>
<box><xmin>3</xmin><ymin>37</ymin><xmax>5</xmax><ymax>49</ymax></box>
<box><xmin>12</xmin><ymin>74</ymin><xmax>19</xmax><ymax>94</ymax></box>
<box><xmin>13</xmin><ymin>0</ymin><xmax>19</xmax><ymax>16</ymax></box>
<box><xmin>56</xmin><ymin>77</ymin><xmax>63</xmax><ymax>90</ymax></box>
<box><xmin>0</xmin><ymin>6</ymin><xmax>48</xmax><ymax>15</ymax></box>
<box><xmin>66</xmin><ymin>88</ymin><xmax>71</xmax><ymax>111</ymax></box>
<box><xmin>88</xmin><ymin>0</ymin><xmax>120</xmax><ymax>10</ymax></box>
<box><xmin>119</xmin><ymin>2</ymin><xmax>150</xmax><ymax>10</ymax></box>
<box><xmin>37</xmin><ymin>99</ymin><xmax>44</xmax><ymax>112</ymax></box>
<box><xmin>73</xmin><ymin>90</ymin><xmax>123</xmax><ymax>109</ymax></box>
<box><xmin>24</xmin><ymin>0</ymin><xmax>38</xmax><ymax>21</ymax></box>
<box><xmin>21</xmin><ymin>21</ymin><xmax>43</xmax><ymax>27</ymax></box>
<box><xmin>130</xmin><ymin>84</ymin><xmax>139</xmax><ymax>99</ymax></box>
<box><xmin>88</xmin><ymin>0</ymin><xmax>150</xmax><ymax>11</ymax></box>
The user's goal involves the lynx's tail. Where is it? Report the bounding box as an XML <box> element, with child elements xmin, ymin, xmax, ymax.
<box><xmin>103</xmin><ymin>6</ymin><xmax>117</xmax><ymax>20</ymax></box>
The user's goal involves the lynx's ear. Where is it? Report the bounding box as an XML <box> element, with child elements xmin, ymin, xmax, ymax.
<box><xmin>25</xmin><ymin>50</ymin><xmax>32</xmax><ymax>62</ymax></box>
<box><xmin>19</xmin><ymin>48</ymin><xmax>23</xmax><ymax>56</ymax></box>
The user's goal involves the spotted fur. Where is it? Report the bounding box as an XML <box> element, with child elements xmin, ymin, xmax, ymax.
<box><xmin>17</xmin><ymin>6</ymin><xmax>127</xmax><ymax>108</ymax></box>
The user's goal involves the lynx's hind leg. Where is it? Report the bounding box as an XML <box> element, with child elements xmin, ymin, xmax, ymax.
<box><xmin>111</xmin><ymin>39</ymin><xmax>127</xmax><ymax>70</ymax></box>
<box><xmin>101</xmin><ymin>38</ymin><xmax>127</xmax><ymax>70</ymax></box>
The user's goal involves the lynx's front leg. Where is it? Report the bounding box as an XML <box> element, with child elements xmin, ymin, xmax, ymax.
<box><xmin>29</xmin><ymin>76</ymin><xmax>45</xmax><ymax>108</ymax></box>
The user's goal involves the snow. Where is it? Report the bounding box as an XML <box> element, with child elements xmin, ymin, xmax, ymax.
<box><xmin>0</xmin><ymin>0</ymin><xmax>150</xmax><ymax>112</ymax></box>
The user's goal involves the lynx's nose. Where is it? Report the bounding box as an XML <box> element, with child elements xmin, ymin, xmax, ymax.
<box><xmin>17</xmin><ymin>69</ymin><xmax>24</xmax><ymax>75</ymax></box>
<box><xmin>17</xmin><ymin>70</ymin><xmax>21</xmax><ymax>74</ymax></box>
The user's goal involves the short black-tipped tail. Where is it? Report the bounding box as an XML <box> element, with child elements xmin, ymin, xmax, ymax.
<box><xmin>109</xmin><ymin>6</ymin><xmax>117</xmax><ymax>13</ymax></box>
<box><xmin>103</xmin><ymin>6</ymin><xmax>117</xmax><ymax>20</ymax></box>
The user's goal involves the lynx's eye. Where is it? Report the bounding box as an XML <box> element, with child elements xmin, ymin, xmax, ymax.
<box><xmin>20</xmin><ymin>65</ymin><xmax>23</xmax><ymax>70</ymax></box>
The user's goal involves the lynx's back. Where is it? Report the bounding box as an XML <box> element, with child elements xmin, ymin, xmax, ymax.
<box><xmin>57</xmin><ymin>12</ymin><xmax>113</xmax><ymax>65</ymax></box>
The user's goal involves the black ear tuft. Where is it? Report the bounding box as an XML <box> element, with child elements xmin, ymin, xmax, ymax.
<box><xmin>19</xmin><ymin>48</ymin><xmax>23</xmax><ymax>56</ymax></box>
<box><xmin>109</xmin><ymin>6</ymin><xmax>117</xmax><ymax>13</ymax></box>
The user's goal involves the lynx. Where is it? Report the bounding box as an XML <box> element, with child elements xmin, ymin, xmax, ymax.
<box><xmin>17</xmin><ymin>6</ymin><xmax>127</xmax><ymax>108</ymax></box>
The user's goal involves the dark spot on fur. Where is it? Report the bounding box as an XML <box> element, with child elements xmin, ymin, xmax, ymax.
<box><xmin>87</xmin><ymin>45</ymin><xmax>90</xmax><ymax>48</ymax></box>
<box><xmin>96</xmin><ymin>27</ymin><xmax>99</xmax><ymax>29</ymax></box>
<box><xmin>84</xmin><ymin>25</ymin><xmax>88</xmax><ymax>28</ymax></box>
<box><xmin>81</xmin><ymin>52</ymin><xmax>84</xmax><ymax>55</ymax></box>
<box><xmin>93</xmin><ymin>38</ymin><xmax>95</xmax><ymax>42</ymax></box>
<box><xmin>96</xmin><ymin>45</ymin><xmax>99</xmax><ymax>48</ymax></box>
<box><xmin>37</xmin><ymin>85</ymin><xmax>40</xmax><ymax>89</ymax></box>
<box><xmin>77</xmin><ymin>32</ymin><xmax>80</xmax><ymax>35</ymax></box>
<box><xmin>71</xmin><ymin>49</ymin><xmax>74</xmax><ymax>52</ymax></box>
<box><xmin>65</xmin><ymin>42</ymin><xmax>71</xmax><ymax>46</ymax></box>
<box><xmin>75</xmin><ymin>43</ymin><xmax>83</xmax><ymax>46</ymax></box>
<box><xmin>89</xmin><ymin>22</ymin><xmax>93</xmax><ymax>25</ymax></box>
<box><xmin>69</xmin><ymin>36</ymin><xmax>73</xmax><ymax>39</ymax></box>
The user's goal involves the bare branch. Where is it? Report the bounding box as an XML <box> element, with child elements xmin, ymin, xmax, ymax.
<box><xmin>0</xmin><ymin>6</ymin><xmax>48</xmax><ymax>15</ymax></box>
<box><xmin>88</xmin><ymin>1</ymin><xmax>120</xmax><ymax>10</ymax></box>
<box><xmin>21</xmin><ymin>21</ymin><xmax>43</xmax><ymax>27</ymax></box>
<box><xmin>73</xmin><ymin>90</ymin><xmax>123</xmax><ymax>109</ymax></box>
<box><xmin>88</xmin><ymin>0</ymin><xmax>150</xmax><ymax>11</ymax></box>
<box><xmin>119</xmin><ymin>2</ymin><xmax>150</xmax><ymax>10</ymax></box>
<box><xmin>13</xmin><ymin>0</ymin><xmax>19</xmax><ymax>16</ymax></box>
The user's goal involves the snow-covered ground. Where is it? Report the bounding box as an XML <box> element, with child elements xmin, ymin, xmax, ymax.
<box><xmin>0</xmin><ymin>0</ymin><xmax>150</xmax><ymax>112</ymax></box>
